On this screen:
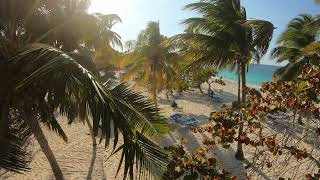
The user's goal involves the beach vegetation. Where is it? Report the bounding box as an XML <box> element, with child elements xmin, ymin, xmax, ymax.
<box><xmin>188</xmin><ymin>68</ymin><xmax>225</xmax><ymax>95</ymax></box>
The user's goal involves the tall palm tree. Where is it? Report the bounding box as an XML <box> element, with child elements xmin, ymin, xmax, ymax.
<box><xmin>0</xmin><ymin>44</ymin><xmax>171</xmax><ymax>180</ymax></box>
<box><xmin>271</xmin><ymin>14</ymin><xmax>320</xmax><ymax>80</ymax></box>
<box><xmin>171</xmin><ymin>0</ymin><xmax>274</xmax><ymax>160</ymax></box>
<box><xmin>123</xmin><ymin>22</ymin><xmax>178</xmax><ymax>104</ymax></box>
<box><xmin>0</xmin><ymin>1</ymin><xmax>171</xmax><ymax>179</ymax></box>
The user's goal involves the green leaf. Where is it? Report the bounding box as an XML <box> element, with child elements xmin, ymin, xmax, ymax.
<box><xmin>298</xmin><ymin>80</ymin><xmax>308</xmax><ymax>90</ymax></box>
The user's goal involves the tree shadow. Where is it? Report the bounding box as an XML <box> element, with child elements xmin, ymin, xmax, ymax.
<box><xmin>264</xmin><ymin>117</ymin><xmax>320</xmax><ymax>148</ymax></box>
<box><xmin>86</xmin><ymin>145</ymin><xmax>97</xmax><ymax>180</ymax></box>
<box><xmin>243</xmin><ymin>159</ymin><xmax>272</xmax><ymax>180</ymax></box>
<box><xmin>200</xmin><ymin>133</ymin><xmax>247</xmax><ymax>179</ymax></box>
<box><xmin>179</xmin><ymin>127</ymin><xmax>202</xmax><ymax>153</ymax></box>
<box><xmin>158</xmin><ymin>98</ymin><xmax>172</xmax><ymax>106</ymax></box>
<box><xmin>175</xmin><ymin>89</ymin><xmax>238</xmax><ymax>108</ymax></box>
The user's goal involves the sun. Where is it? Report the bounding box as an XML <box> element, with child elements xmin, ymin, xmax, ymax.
<box><xmin>89</xmin><ymin>0</ymin><xmax>131</xmax><ymax>14</ymax></box>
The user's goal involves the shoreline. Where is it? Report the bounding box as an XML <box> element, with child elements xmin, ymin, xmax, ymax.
<box><xmin>222</xmin><ymin>79</ymin><xmax>260</xmax><ymax>90</ymax></box>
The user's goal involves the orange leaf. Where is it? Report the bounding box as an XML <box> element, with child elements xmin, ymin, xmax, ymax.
<box><xmin>287</xmin><ymin>98</ymin><xmax>297</xmax><ymax>109</ymax></box>
<box><xmin>182</xmin><ymin>138</ymin><xmax>189</xmax><ymax>145</ymax></box>
<box><xmin>310</xmin><ymin>104</ymin><xmax>318</xmax><ymax>112</ymax></box>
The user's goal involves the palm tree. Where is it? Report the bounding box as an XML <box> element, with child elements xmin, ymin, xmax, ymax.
<box><xmin>171</xmin><ymin>0</ymin><xmax>274</xmax><ymax>160</ymax></box>
<box><xmin>0</xmin><ymin>1</ymin><xmax>171</xmax><ymax>179</ymax></box>
<box><xmin>0</xmin><ymin>44</ymin><xmax>171</xmax><ymax>180</ymax></box>
<box><xmin>123</xmin><ymin>22</ymin><xmax>178</xmax><ymax>104</ymax></box>
<box><xmin>271</xmin><ymin>14</ymin><xmax>320</xmax><ymax>80</ymax></box>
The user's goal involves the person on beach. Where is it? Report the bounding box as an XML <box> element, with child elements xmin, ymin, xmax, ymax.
<box><xmin>208</xmin><ymin>88</ymin><xmax>215</xmax><ymax>98</ymax></box>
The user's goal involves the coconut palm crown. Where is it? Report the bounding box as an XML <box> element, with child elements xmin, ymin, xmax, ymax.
<box><xmin>271</xmin><ymin>14</ymin><xmax>320</xmax><ymax>80</ymax></box>
<box><xmin>171</xmin><ymin>0</ymin><xmax>274</xmax><ymax>102</ymax></box>
<box><xmin>122</xmin><ymin>22</ymin><xmax>180</xmax><ymax>104</ymax></box>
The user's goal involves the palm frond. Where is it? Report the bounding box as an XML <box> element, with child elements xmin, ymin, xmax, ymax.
<box><xmin>177</xmin><ymin>0</ymin><xmax>273</xmax><ymax>76</ymax></box>
<box><xmin>10</xmin><ymin>44</ymin><xmax>171</xmax><ymax>179</ymax></box>
<box><xmin>0</xmin><ymin>136</ymin><xmax>30</xmax><ymax>173</ymax></box>
<box><xmin>110</xmin><ymin>84</ymin><xmax>169</xmax><ymax>138</ymax></box>
<box><xmin>275</xmin><ymin>59</ymin><xmax>307</xmax><ymax>81</ymax></box>
<box><xmin>0</xmin><ymin>110</ymin><xmax>32</xmax><ymax>172</ymax></box>
<box><xmin>248</xmin><ymin>20</ymin><xmax>274</xmax><ymax>56</ymax></box>
<box><xmin>271</xmin><ymin>14</ymin><xmax>319</xmax><ymax>79</ymax></box>
<box><xmin>116</xmin><ymin>133</ymin><xmax>172</xmax><ymax>180</ymax></box>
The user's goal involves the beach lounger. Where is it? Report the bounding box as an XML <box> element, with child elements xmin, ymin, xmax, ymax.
<box><xmin>169</xmin><ymin>112</ymin><xmax>183</xmax><ymax>122</ymax></box>
<box><xmin>179</xmin><ymin>118</ymin><xmax>198</xmax><ymax>126</ymax></box>
<box><xmin>169</xmin><ymin>115</ymin><xmax>178</xmax><ymax>122</ymax></box>
<box><xmin>266</xmin><ymin>115</ymin><xmax>276</xmax><ymax>121</ymax></box>
<box><xmin>212</xmin><ymin>96</ymin><xmax>223</xmax><ymax>102</ymax></box>
<box><xmin>169</xmin><ymin>113</ymin><xmax>198</xmax><ymax>126</ymax></box>
<box><xmin>267</xmin><ymin>112</ymin><xmax>289</xmax><ymax>120</ymax></box>
<box><xmin>208</xmin><ymin>90</ymin><xmax>223</xmax><ymax>102</ymax></box>
<box><xmin>266</xmin><ymin>112</ymin><xmax>289</xmax><ymax>122</ymax></box>
<box><xmin>274</xmin><ymin>112</ymin><xmax>289</xmax><ymax>119</ymax></box>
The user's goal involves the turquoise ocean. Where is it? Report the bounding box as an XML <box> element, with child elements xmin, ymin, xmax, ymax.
<box><xmin>219</xmin><ymin>64</ymin><xmax>281</xmax><ymax>87</ymax></box>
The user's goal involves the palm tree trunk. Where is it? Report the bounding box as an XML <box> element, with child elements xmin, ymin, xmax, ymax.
<box><xmin>85</xmin><ymin>116</ymin><xmax>97</xmax><ymax>146</ymax></box>
<box><xmin>198</xmin><ymin>85</ymin><xmax>204</xmax><ymax>94</ymax></box>
<box><xmin>0</xmin><ymin>100</ymin><xmax>9</xmax><ymax>139</ymax></box>
<box><xmin>152</xmin><ymin>71</ymin><xmax>157</xmax><ymax>105</ymax></box>
<box><xmin>237</xmin><ymin>64</ymin><xmax>241</xmax><ymax>103</ymax></box>
<box><xmin>25</xmin><ymin>110</ymin><xmax>64</xmax><ymax>180</ymax></box>
<box><xmin>235</xmin><ymin>112</ymin><xmax>245</xmax><ymax>160</ymax></box>
<box><xmin>152</xmin><ymin>83</ymin><xmax>157</xmax><ymax>105</ymax></box>
<box><xmin>241</xmin><ymin>63</ymin><xmax>247</xmax><ymax>103</ymax></box>
<box><xmin>235</xmin><ymin>62</ymin><xmax>246</xmax><ymax>161</ymax></box>
<box><xmin>206</xmin><ymin>80</ymin><xmax>212</xmax><ymax>90</ymax></box>
<box><xmin>297</xmin><ymin>114</ymin><xmax>303</xmax><ymax>126</ymax></box>
<box><xmin>302</xmin><ymin>113</ymin><xmax>311</xmax><ymax>140</ymax></box>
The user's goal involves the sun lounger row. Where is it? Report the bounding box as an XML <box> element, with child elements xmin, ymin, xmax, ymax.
<box><xmin>169</xmin><ymin>113</ymin><xmax>199</xmax><ymax>126</ymax></box>
<box><xmin>211</xmin><ymin>95</ymin><xmax>223</xmax><ymax>102</ymax></box>
<box><xmin>266</xmin><ymin>112</ymin><xmax>290</xmax><ymax>121</ymax></box>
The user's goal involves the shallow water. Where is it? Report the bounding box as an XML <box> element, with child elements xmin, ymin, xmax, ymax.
<box><xmin>219</xmin><ymin>64</ymin><xmax>281</xmax><ymax>86</ymax></box>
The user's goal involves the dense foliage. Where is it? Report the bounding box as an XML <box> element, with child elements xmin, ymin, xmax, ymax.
<box><xmin>168</xmin><ymin>66</ymin><xmax>320</xmax><ymax>179</ymax></box>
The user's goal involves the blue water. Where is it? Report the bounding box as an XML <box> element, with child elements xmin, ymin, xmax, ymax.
<box><xmin>219</xmin><ymin>64</ymin><xmax>281</xmax><ymax>87</ymax></box>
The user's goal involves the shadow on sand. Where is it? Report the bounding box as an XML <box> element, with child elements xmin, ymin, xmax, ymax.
<box><xmin>86</xmin><ymin>145</ymin><xmax>97</xmax><ymax>180</ymax></box>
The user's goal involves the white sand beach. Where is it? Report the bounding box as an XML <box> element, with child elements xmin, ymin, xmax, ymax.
<box><xmin>1</xmin><ymin>80</ymin><xmax>318</xmax><ymax>180</ymax></box>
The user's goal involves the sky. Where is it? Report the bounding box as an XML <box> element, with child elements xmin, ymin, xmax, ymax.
<box><xmin>89</xmin><ymin>0</ymin><xmax>320</xmax><ymax>65</ymax></box>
